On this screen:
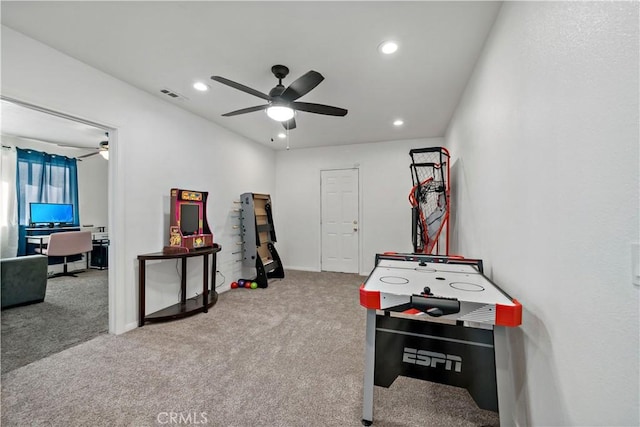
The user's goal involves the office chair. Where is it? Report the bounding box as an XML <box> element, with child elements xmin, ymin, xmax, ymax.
<box><xmin>35</xmin><ymin>231</ymin><xmax>93</xmax><ymax>277</ymax></box>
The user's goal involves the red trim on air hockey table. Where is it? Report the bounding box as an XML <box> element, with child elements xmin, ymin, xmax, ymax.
<box><xmin>359</xmin><ymin>284</ymin><xmax>381</xmax><ymax>309</ymax></box>
<box><xmin>496</xmin><ymin>299</ymin><xmax>522</xmax><ymax>327</ymax></box>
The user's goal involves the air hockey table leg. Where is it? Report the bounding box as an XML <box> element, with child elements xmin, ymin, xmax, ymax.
<box><xmin>494</xmin><ymin>325</ymin><xmax>517</xmax><ymax>426</ymax></box>
<box><xmin>362</xmin><ymin>308</ymin><xmax>376</xmax><ymax>426</ymax></box>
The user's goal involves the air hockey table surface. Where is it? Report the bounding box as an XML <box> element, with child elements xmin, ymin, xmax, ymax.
<box><xmin>360</xmin><ymin>257</ymin><xmax>521</xmax><ymax>326</ymax></box>
<box><xmin>359</xmin><ymin>254</ymin><xmax>522</xmax><ymax>426</ymax></box>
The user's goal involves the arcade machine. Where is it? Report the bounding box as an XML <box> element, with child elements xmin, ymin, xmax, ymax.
<box><xmin>164</xmin><ymin>188</ymin><xmax>214</xmax><ymax>254</ymax></box>
<box><xmin>409</xmin><ymin>147</ymin><xmax>450</xmax><ymax>255</ymax></box>
<box><xmin>239</xmin><ymin>193</ymin><xmax>284</xmax><ymax>288</ymax></box>
<box><xmin>137</xmin><ymin>188</ymin><xmax>220</xmax><ymax>326</ymax></box>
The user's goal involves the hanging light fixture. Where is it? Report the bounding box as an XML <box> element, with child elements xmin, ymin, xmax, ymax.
<box><xmin>378</xmin><ymin>40</ymin><xmax>399</xmax><ymax>55</ymax></box>
<box><xmin>266</xmin><ymin>105</ymin><xmax>294</xmax><ymax>122</ymax></box>
<box><xmin>98</xmin><ymin>135</ymin><xmax>109</xmax><ymax>160</ymax></box>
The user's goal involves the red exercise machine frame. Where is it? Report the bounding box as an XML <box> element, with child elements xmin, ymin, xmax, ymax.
<box><xmin>409</xmin><ymin>147</ymin><xmax>451</xmax><ymax>255</ymax></box>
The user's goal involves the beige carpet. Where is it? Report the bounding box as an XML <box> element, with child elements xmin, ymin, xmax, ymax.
<box><xmin>1</xmin><ymin>270</ymin><xmax>498</xmax><ymax>427</ymax></box>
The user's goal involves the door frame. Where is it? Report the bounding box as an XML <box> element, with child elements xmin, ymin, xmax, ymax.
<box><xmin>319</xmin><ymin>167</ymin><xmax>362</xmax><ymax>274</ymax></box>
<box><xmin>1</xmin><ymin>95</ymin><xmax>120</xmax><ymax>334</ymax></box>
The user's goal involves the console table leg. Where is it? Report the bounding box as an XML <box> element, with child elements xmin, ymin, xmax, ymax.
<box><xmin>180</xmin><ymin>258</ymin><xmax>187</xmax><ymax>304</ymax></box>
<box><xmin>211</xmin><ymin>252</ymin><xmax>217</xmax><ymax>290</ymax></box>
<box><xmin>138</xmin><ymin>260</ymin><xmax>146</xmax><ymax>327</ymax></box>
<box><xmin>203</xmin><ymin>254</ymin><xmax>209</xmax><ymax>313</ymax></box>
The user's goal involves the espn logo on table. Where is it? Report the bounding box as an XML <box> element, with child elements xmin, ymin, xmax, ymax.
<box><xmin>402</xmin><ymin>347</ymin><xmax>462</xmax><ymax>372</ymax></box>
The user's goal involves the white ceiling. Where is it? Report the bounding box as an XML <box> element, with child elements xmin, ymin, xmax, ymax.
<box><xmin>0</xmin><ymin>1</ymin><xmax>501</xmax><ymax>150</ymax></box>
<box><xmin>1</xmin><ymin>99</ymin><xmax>108</xmax><ymax>150</ymax></box>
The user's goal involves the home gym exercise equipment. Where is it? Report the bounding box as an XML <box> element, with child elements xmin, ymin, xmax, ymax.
<box><xmin>409</xmin><ymin>147</ymin><xmax>450</xmax><ymax>255</ymax></box>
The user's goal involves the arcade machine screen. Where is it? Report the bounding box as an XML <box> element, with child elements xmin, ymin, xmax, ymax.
<box><xmin>180</xmin><ymin>203</ymin><xmax>200</xmax><ymax>236</ymax></box>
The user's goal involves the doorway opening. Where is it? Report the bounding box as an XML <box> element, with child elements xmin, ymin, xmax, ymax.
<box><xmin>0</xmin><ymin>95</ymin><xmax>116</xmax><ymax>373</ymax></box>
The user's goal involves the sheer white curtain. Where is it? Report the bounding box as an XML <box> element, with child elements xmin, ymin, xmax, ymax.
<box><xmin>1</xmin><ymin>146</ymin><xmax>19</xmax><ymax>258</ymax></box>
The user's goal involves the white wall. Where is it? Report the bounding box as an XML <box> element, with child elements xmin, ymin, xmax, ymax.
<box><xmin>77</xmin><ymin>154</ymin><xmax>108</xmax><ymax>229</ymax></box>
<box><xmin>446</xmin><ymin>2</ymin><xmax>639</xmax><ymax>426</ymax></box>
<box><xmin>275</xmin><ymin>137</ymin><xmax>443</xmax><ymax>275</ymax></box>
<box><xmin>1</xmin><ymin>26</ymin><xmax>276</xmax><ymax>334</ymax></box>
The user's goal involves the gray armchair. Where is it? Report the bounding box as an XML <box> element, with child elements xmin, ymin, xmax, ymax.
<box><xmin>1</xmin><ymin>255</ymin><xmax>48</xmax><ymax>308</ymax></box>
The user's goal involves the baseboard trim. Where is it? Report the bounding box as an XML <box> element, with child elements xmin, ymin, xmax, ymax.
<box><xmin>121</xmin><ymin>321</ymin><xmax>139</xmax><ymax>334</ymax></box>
<box><xmin>283</xmin><ymin>265</ymin><xmax>320</xmax><ymax>273</ymax></box>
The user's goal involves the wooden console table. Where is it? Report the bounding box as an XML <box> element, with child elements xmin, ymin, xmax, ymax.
<box><xmin>138</xmin><ymin>244</ymin><xmax>222</xmax><ymax>326</ymax></box>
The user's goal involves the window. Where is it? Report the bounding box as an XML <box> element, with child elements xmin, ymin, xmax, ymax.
<box><xmin>16</xmin><ymin>148</ymin><xmax>79</xmax><ymax>255</ymax></box>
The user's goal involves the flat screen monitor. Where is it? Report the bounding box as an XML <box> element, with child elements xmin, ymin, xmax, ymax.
<box><xmin>29</xmin><ymin>202</ymin><xmax>74</xmax><ymax>225</ymax></box>
<box><xmin>180</xmin><ymin>203</ymin><xmax>200</xmax><ymax>236</ymax></box>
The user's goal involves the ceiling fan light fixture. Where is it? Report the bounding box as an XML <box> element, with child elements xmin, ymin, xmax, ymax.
<box><xmin>212</xmin><ymin>65</ymin><xmax>346</xmax><ymax>130</ymax></box>
<box><xmin>193</xmin><ymin>81</ymin><xmax>209</xmax><ymax>91</ymax></box>
<box><xmin>266</xmin><ymin>105</ymin><xmax>294</xmax><ymax>122</ymax></box>
<box><xmin>99</xmin><ymin>150</ymin><xmax>109</xmax><ymax>160</ymax></box>
<box><xmin>379</xmin><ymin>41</ymin><xmax>399</xmax><ymax>55</ymax></box>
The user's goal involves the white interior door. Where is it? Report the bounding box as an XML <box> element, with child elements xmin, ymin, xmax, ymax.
<box><xmin>321</xmin><ymin>168</ymin><xmax>359</xmax><ymax>273</ymax></box>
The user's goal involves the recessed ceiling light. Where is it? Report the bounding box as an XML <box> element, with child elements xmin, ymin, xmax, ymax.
<box><xmin>277</xmin><ymin>133</ymin><xmax>287</xmax><ymax>139</ymax></box>
<box><xmin>379</xmin><ymin>41</ymin><xmax>398</xmax><ymax>55</ymax></box>
<box><xmin>193</xmin><ymin>81</ymin><xmax>209</xmax><ymax>91</ymax></box>
<box><xmin>393</xmin><ymin>119</ymin><xmax>404</xmax><ymax>126</ymax></box>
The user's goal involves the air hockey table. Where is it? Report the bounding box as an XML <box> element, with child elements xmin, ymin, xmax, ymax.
<box><xmin>359</xmin><ymin>253</ymin><xmax>522</xmax><ymax>426</ymax></box>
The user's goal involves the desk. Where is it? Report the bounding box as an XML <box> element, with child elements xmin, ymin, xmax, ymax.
<box><xmin>27</xmin><ymin>232</ymin><xmax>108</xmax><ymax>248</ymax></box>
<box><xmin>359</xmin><ymin>253</ymin><xmax>522</xmax><ymax>426</ymax></box>
<box><xmin>138</xmin><ymin>244</ymin><xmax>222</xmax><ymax>327</ymax></box>
<box><xmin>26</xmin><ymin>235</ymin><xmax>49</xmax><ymax>253</ymax></box>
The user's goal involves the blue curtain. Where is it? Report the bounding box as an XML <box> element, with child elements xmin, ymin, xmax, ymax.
<box><xmin>16</xmin><ymin>148</ymin><xmax>79</xmax><ymax>255</ymax></box>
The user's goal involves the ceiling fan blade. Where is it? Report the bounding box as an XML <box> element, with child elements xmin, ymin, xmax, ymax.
<box><xmin>222</xmin><ymin>104</ymin><xmax>269</xmax><ymax>117</ymax></box>
<box><xmin>282</xmin><ymin>117</ymin><xmax>296</xmax><ymax>130</ymax></box>
<box><xmin>280</xmin><ymin>71</ymin><xmax>324</xmax><ymax>102</ymax></box>
<box><xmin>77</xmin><ymin>151</ymin><xmax>99</xmax><ymax>159</ymax></box>
<box><xmin>211</xmin><ymin>76</ymin><xmax>271</xmax><ymax>101</ymax></box>
<box><xmin>292</xmin><ymin>102</ymin><xmax>348</xmax><ymax>117</ymax></box>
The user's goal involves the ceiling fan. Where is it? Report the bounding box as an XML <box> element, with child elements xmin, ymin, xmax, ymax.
<box><xmin>211</xmin><ymin>65</ymin><xmax>348</xmax><ymax>130</ymax></box>
<box><xmin>77</xmin><ymin>132</ymin><xmax>109</xmax><ymax>160</ymax></box>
